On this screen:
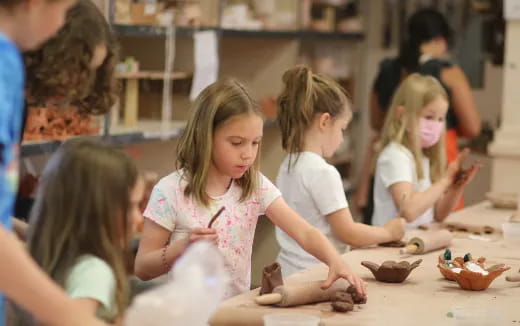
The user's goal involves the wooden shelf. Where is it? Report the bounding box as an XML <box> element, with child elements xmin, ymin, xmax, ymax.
<box><xmin>20</xmin><ymin>120</ymin><xmax>188</xmax><ymax>157</ymax></box>
<box><xmin>21</xmin><ymin>132</ymin><xmax>143</xmax><ymax>157</ymax></box>
<box><xmin>110</xmin><ymin>120</ymin><xmax>187</xmax><ymax>140</ymax></box>
<box><xmin>112</xmin><ymin>24</ymin><xmax>217</xmax><ymax>37</ymax></box>
<box><xmin>112</xmin><ymin>24</ymin><xmax>364</xmax><ymax>41</ymax></box>
<box><xmin>116</xmin><ymin>71</ymin><xmax>191</xmax><ymax>80</ymax></box>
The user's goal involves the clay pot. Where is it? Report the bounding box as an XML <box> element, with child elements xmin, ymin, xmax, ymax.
<box><xmin>437</xmin><ymin>253</ymin><xmax>486</xmax><ymax>281</ymax></box>
<box><xmin>361</xmin><ymin>260</ymin><xmax>422</xmax><ymax>283</ymax></box>
<box><xmin>438</xmin><ymin>263</ymin><xmax>510</xmax><ymax>291</ymax></box>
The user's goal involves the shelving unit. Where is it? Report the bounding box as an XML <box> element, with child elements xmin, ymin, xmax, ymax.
<box><xmin>112</xmin><ymin>23</ymin><xmax>364</xmax><ymax>40</ymax></box>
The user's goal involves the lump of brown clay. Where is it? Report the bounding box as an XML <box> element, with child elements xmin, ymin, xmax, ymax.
<box><xmin>378</xmin><ymin>240</ymin><xmax>406</xmax><ymax>248</ymax></box>
<box><xmin>332</xmin><ymin>301</ymin><xmax>354</xmax><ymax>312</ymax></box>
<box><xmin>259</xmin><ymin>262</ymin><xmax>283</xmax><ymax>295</ymax></box>
<box><xmin>346</xmin><ymin>285</ymin><xmax>367</xmax><ymax>304</ymax></box>
<box><xmin>332</xmin><ymin>291</ymin><xmax>353</xmax><ymax>304</ymax></box>
<box><xmin>361</xmin><ymin>259</ymin><xmax>422</xmax><ymax>283</ymax></box>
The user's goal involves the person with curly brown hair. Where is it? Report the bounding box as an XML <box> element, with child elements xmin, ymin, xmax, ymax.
<box><xmin>14</xmin><ymin>0</ymin><xmax>119</xmax><ymax>221</ymax></box>
<box><xmin>23</xmin><ymin>0</ymin><xmax>119</xmax><ymax>141</ymax></box>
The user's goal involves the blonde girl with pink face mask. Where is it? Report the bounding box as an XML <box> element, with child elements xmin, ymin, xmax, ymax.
<box><xmin>372</xmin><ymin>74</ymin><xmax>480</xmax><ymax>228</ymax></box>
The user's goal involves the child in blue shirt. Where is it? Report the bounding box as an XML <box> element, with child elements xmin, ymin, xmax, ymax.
<box><xmin>0</xmin><ymin>0</ymin><xmax>108</xmax><ymax>325</ymax></box>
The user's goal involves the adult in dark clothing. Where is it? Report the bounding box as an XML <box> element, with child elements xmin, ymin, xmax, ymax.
<box><xmin>355</xmin><ymin>9</ymin><xmax>481</xmax><ymax>223</ymax></box>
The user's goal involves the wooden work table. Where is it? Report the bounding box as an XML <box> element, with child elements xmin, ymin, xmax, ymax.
<box><xmin>210</xmin><ymin>201</ymin><xmax>520</xmax><ymax>325</ymax></box>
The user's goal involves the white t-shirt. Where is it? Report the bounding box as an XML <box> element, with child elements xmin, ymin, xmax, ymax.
<box><xmin>275</xmin><ymin>152</ymin><xmax>349</xmax><ymax>277</ymax></box>
<box><xmin>65</xmin><ymin>255</ymin><xmax>117</xmax><ymax>322</ymax></box>
<box><xmin>372</xmin><ymin>142</ymin><xmax>434</xmax><ymax>229</ymax></box>
<box><xmin>144</xmin><ymin>169</ymin><xmax>281</xmax><ymax>297</ymax></box>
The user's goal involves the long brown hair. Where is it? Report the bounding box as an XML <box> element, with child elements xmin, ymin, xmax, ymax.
<box><xmin>379</xmin><ymin>73</ymin><xmax>448</xmax><ymax>181</ymax></box>
<box><xmin>176</xmin><ymin>79</ymin><xmax>262</xmax><ymax>207</ymax></box>
<box><xmin>24</xmin><ymin>0</ymin><xmax>119</xmax><ymax>115</ymax></box>
<box><xmin>277</xmin><ymin>66</ymin><xmax>352</xmax><ymax>168</ymax></box>
<box><xmin>27</xmin><ymin>138</ymin><xmax>137</xmax><ymax>315</ymax></box>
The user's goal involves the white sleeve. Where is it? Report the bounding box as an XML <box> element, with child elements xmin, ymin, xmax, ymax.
<box><xmin>377</xmin><ymin>147</ymin><xmax>415</xmax><ymax>189</ymax></box>
<box><xmin>306</xmin><ymin>166</ymin><xmax>348</xmax><ymax>216</ymax></box>
<box><xmin>65</xmin><ymin>257</ymin><xmax>115</xmax><ymax>311</ymax></box>
<box><xmin>143</xmin><ymin>183</ymin><xmax>177</xmax><ymax>231</ymax></box>
<box><xmin>258</xmin><ymin>174</ymin><xmax>282</xmax><ymax>215</ymax></box>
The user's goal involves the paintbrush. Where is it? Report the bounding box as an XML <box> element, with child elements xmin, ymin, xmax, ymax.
<box><xmin>208</xmin><ymin>206</ymin><xmax>225</xmax><ymax>228</ymax></box>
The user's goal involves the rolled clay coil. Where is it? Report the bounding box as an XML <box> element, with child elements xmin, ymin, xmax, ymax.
<box><xmin>403</xmin><ymin>230</ymin><xmax>453</xmax><ymax>254</ymax></box>
<box><xmin>255</xmin><ymin>280</ymin><xmax>346</xmax><ymax>307</ymax></box>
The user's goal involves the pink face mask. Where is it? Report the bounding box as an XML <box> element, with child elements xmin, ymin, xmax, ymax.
<box><xmin>419</xmin><ymin>117</ymin><xmax>444</xmax><ymax>148</ymax></box>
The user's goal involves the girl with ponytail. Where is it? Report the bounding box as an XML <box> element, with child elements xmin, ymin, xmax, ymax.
<box><xmin>275</xmin><ymin>66</ymin><xmax>406</xmax><ymax>276</ymax></box>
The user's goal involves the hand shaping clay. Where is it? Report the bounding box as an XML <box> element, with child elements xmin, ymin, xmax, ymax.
<box><xmin>330</xmin><ymin>287</ymin><xmax>362</xmax><ymax>313</ymax></box>
<box><xmin>259</xmin><ymin>262</ymin><xmax>283</xmax><ymax>295</ymax></box>
<box><xmin>346</xmin><ymin>285</ymin><xmax>367</xmax><ymax>304</ymax></box>
<box><xmin>361</xmin><ymin>260</ymin><xmax>422</xmax><ymax>283</ymax></box>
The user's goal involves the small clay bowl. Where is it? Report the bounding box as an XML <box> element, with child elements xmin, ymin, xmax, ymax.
<box><xmin>438</xmin><ymin>263</ymin><xmax>510</xmax><ymax>291</ymax></box>
<box><xmin>361</xmin><ymin>260</ymin><xmax>422</xmax><ymax>283</ymax></box>
<box><xmin>437</xmin><ymin>254</ymin><xmax>486</xmax><ymax>281</ymax></box>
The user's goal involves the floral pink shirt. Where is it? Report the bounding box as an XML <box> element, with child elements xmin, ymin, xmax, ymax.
<box><xmin>144</xmin><ymin>170</ymin><xmax>281</xmax><ymax>297</ymax></box>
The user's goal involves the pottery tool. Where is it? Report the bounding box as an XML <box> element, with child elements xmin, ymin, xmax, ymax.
<box><xmin>207</xmin><ymin>206</ymin><xmax>225</xmax><ymax>228</ymax></box>
<box><xmin>401</xmin><ymin>230</ymin><xmax>453</xmax><ymax>255</ymax></box>
<box><xmin>255</xmin><ymin>280</ymin><xmax>347</xmax><ymax>307</ymax></box>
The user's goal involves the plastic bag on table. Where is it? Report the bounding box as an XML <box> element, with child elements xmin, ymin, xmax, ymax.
<box><xmin>125</xmin><ymin>241</ymin><xmax>229</xmax><ymax>326</ymax></box>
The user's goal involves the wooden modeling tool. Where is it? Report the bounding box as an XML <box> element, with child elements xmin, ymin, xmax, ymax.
<box><xmin>208</xmin><ymin>206</ymin><xmax>225</xmax><ymax>228</ymax></box>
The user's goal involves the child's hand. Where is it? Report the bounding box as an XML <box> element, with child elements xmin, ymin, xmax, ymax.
<box><xmin>383</xmin><ymin>217</ymin><xmax>406</xmax><ymax>241</ymax></box>
<box><xmin>444</xmin><ymin>148</ymin><xmax>471</xmax><ymax>185</ymax></box>
<box><xmin>189</xmin><ymin>227</ymin><xmax>218</xmax><ymax>245</ymax></box>
<box><xmin>452</xmin><ymin>161</ymin><xmax>481</xmax><ymax>189</ymax></box>
<box><xmin>322</xmin><ymin>261</ymin><xmax>367</xmax><ymax>297</ymax></box>
<box><xmin>444</xmin><ymin>149</ymin><xmax>481</xmax><ymax>189</ymax></box>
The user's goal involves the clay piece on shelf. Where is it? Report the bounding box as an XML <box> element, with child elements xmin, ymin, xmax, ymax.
<box><xmin>437</xmin><ymin>249</ymin><xmax>510</xmax><ymax>290</ymax></box>
<box><xmin>378</xmin><ymin>240</ymin><xmax>406</xmax><ymax>248</ymax></box>
<box><xmin>259</xmin><ymin>262</ymin><xmax>284</xmax><ymax>295</ymax></box>
<box><xmin>361</xmin><ymin>259</ymin><xmax>422</xmax><ymax>283</ymax></box>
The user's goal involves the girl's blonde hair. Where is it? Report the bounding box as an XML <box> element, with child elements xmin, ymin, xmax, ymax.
<box><xmin>27</xmin><ymin>138</ymin><xmax>137</xmax><ymax>316</ymax></box>
<box><xmin>277</xmin><ymin>66</ymin><xmax>352</xmax><ymax>167</ymax></box>
<box><xmin>177</xmin><ymin>79</ymin><xmax>262</xmax><ymax>206</ymax></box>
<box><xmin>380</xmin><ymin>73</ymin><xmax>448</xmax><ymax>182</ymax></box>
